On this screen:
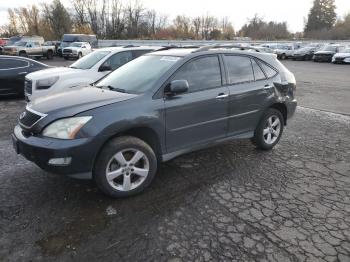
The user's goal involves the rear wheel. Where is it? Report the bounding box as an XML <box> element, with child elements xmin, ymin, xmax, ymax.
<box><xmin>47</xmin><ymin>50</ymin><xmax>53</xmax><ymax>60</ymax></box>
<box><xmin>252</xmin><ymin>108</ymin><xmax>284</xmax><ymax>150</ymax></box>
<box><xmin>94</xmin><ymin>136</ymin><xmax>157</xmax><ymax>198</ymax></box>
<box><xmin>280</xmin><ymin>53</ymin><xmax>287</xmax><ymax>60</ymax></box>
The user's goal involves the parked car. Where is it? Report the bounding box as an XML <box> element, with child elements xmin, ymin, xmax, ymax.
<box><xmin>292</xmin><ymin>46</ymin><xmax>319</xmax><ymax>60</ymax></box>
<box><xmin>273</xmin><ymin>44</ymin><xmax>296</xmax><ymax>60</ymax></box>
<box><xmin>313</xmin><ymin>44</ymin><xmax>346</xmax><ymax>62</ymax></box>
<box><xmin>331</xmin><ymin>47</ymin><xmax>350</xmax><ymax>64</ymax></box>
<box><xmin>62</xmin><ymin>42</ymin><xmax>92</xmax><ymax>60</ymax></box>
<box><xmin>25</xmin><ymin>46</ymin><xmax>163</xmax><ymax>101</ymax></box>
<box><xmin>58</xmin><ymin>34</ymin><xmax>97</xmax><ymax>56</ymax></box>
<box><xmin>13</xmin><ymin>47</ymin><xmax>297</xmax><ymax>197</ymax></box>
<box><xmin>0</xmin><ymin>38</ymin><xmax>9</xmax><ymax>55</ymax></box>
<box><xmin>3</xmin><ymin>40</ymin><xmax>55</xmax><ymax>59</ymax></box>
<box><xmin>0</xmin><ymin>56</ymin><xmax>49</xmax><ymax>97</ymax></box>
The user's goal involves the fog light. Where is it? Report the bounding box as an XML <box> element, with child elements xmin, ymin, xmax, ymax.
<box><xmin>48</xmin><ymin>157</ymin><xmax>72</xmax><ymax>166</ymax></box>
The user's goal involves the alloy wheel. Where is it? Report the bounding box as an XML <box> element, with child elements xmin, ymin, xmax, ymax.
<box><xmin>263</xmin><ymin>115</ymin><xmax>281</xmax><ymax>145</ymax></box>
<box><xmin>105</xmin><ymin>148</ymin><xmax>150</xmax><ymax>192</ymax></box>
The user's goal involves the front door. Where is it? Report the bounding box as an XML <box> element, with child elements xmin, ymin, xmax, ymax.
<box><xmin>165</xmin><ymin>55</ymin><xmax>229</xmax><ymax>153</ymax></box>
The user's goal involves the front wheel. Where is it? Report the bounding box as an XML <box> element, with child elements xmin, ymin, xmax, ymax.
<box><xmin>252</xmin><ymin>109</ymin><xmax>284</xmax><ymax>150</ymax></box>
<box><xmin>94</xmin><ymin>136</ymin><xmax>157</xmax><ymax>198</ymax></box>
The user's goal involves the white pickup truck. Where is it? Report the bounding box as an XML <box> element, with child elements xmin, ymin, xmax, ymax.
<box><xmin>3</xmin><ymin>41</ymin><xmax>55</xmax><ymax>59</ymax></box>
<box><xmin>24</xmin><ymin>46</ymin><xmax>162</xmax><ymax>101</ymax></box>
<box><xmin>62</xmin><ymin>42</ymin><xmax>92</xmax><ymax>60</ymax></box>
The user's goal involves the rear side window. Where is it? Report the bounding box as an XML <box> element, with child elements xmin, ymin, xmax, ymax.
<box><xmin>251</xmin><ymin>59</ymin><xmax>266</xmax><ymax>81</ymax></box>
<box><xmin>258</xmin><ymin>61</ymin><xmax>277</xmax><ymax>78</ymax></box>
<box><xmin>102</xmin><ymin>51</ymin><xmax>133</xmax><ymax>71</ymax></box>
<box><xmin>0</xmin><ymin>59</ymin><xmax>28</xmax><ymax>69</ymax></box>
<box><xmin>132</xmin><ymin>50</ymin><xmax>152</xmax><ymax>58</ymax></box>
<box><xmin>171</xmin><ymin>56</ymin><xmax>222</xmax><ymax>93</ymax></box>
<box><xmin>224</xmin><ymin>55</ymin><xmax>254</xmax><ymax>84</ymax></box>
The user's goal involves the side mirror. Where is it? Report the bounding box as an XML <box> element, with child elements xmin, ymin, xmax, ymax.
<box><xmin>166</xmin><ymin>80</ymin><xmax>189</xmax><ymax>96</ymax></box>
<box><xmin>99</xmin><ymin>64</ymin><xmax>112</xmax><ymax>72</ymax></box>
<box><xmin>82</xmin><ymin>46</ymin><xmax>86</xmax><ymax>49</ymax></box>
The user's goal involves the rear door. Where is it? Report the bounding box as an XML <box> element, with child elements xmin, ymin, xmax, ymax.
<box><xmin>165</xmin><ymin>55</ymin><xmax>229</xmax><ymax>153</ymax></box>
<box><xmin>223</xmin><ymin>55</ymin><xmax>275</xmax><ymax>135</ymax></box>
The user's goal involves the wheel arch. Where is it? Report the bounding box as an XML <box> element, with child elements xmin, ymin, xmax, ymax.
<box><xmin>94</xmin><ymin>126</ymin><xmax>163</xmax><ymax>172</ymax></box>
<box><xmin>269</xmin><ymin>103</ymin><xmax>287</xmax><ymax>125</ymax></box>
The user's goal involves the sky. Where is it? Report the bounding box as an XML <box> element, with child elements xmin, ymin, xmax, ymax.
<box><xmin>0</xmin><ymin>0</ymin><xmax>350</xmax><ymax>33</ymax></box>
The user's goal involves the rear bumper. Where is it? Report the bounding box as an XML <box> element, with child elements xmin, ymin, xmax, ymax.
<box><xmin>12</xmin><ymin>125</ymin><xmax>104</xmax><ymax>179</ymax></box>
<box><xmin>286</xmin><ymin>99</ymin><xmax>297</xmax><ymax>120</ymax></box>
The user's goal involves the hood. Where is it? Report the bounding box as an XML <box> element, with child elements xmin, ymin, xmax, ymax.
<box><xmin>29</xmin><ymin>86</ymin><xmax>137</xmax><ymax>116</ymax></box>
<box><xmin>26</xmin><ymin>67</ymin><xmax>85</xmax><ymax>81</ymax></box>
<box><xmin>315</xmin><ymin>51</ymin><xmax>335</xmax><ymax>55</ymax></box>
<box><xmin>333</xmin><ymin>52</ymin><xmax>350</xmax><ymax>58</ymax></box>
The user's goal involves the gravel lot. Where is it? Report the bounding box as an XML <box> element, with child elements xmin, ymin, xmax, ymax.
<box><xmin>0</xmin><ymin>59</ymin><xmax>349</xmax><ymax>262</ymax></box>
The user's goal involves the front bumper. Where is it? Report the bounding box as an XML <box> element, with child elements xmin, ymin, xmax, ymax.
<box><xmin>313</xmin><ymin>55</ymin><xmax>332</xmax><ymax>62</ymax></box>
<box><xmin>63</xmin><ymin>53</ymin><xmax>79</xmax><ymax>58</ymax></box>
<box><xmin>12</xmin><ymin>125</ymin><xmax>102</xmax><ymax>179</ymax></box>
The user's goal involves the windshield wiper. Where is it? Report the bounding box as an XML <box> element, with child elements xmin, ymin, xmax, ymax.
<box><xmin>97</xmin><ymin>85</ymin><xmax>126</xmax><ymax>93</ymax></box>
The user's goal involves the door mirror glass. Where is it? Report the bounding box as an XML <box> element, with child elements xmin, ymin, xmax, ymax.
<box><xmin>99</xmin><ymin>64</ymin><xmax>112</xmax><ymax>72</ymax></box>
<box><xmin>166</xmin><ymin>80</ymin><xmax>189</xmax><ymax>96</ymax></box>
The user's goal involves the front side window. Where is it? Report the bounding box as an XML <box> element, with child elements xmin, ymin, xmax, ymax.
<box><xmin>69</xmin><ymin>51</ymin><xmax>110</xmax><ymax>70</ymax></box>
<box><xmin>225</xmin><ymin>55</ymin><xmax>254</xmax><ymax>84</ymax></box>
<box><xmin>101</xmin><ymin>51</ymin><xmax>133</xmax><ymax>71</ymax></box>
<box><xmin>171</xmin><ymin>56</ymin><xmax>222</xmax><ymax>93</ymax></box>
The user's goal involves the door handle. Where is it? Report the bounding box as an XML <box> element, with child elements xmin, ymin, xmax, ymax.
<box><xmin>216</xmin><ymin>93</ymin><xmax>229</xmax><ymax>99</ymax></box>
<box><xmin>18</xmin><ymin>72</ymin><xmax>28</xmax><ymax>75</ymax></box>
<box><xmin>264</xmin><ymin>84</ymin><xmax>273</xmax><ymax>90</ymax></box>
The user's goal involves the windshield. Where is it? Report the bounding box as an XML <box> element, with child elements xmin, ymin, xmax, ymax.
<box><xmin>14</xmin><ymin>41</ymin><xmax>27</xmax><ymax>46</ymax></box>
<box><xmin>96</xmin><ymin>55</ymin><xmax>180</xmax><ymax>94</ymax></box>
<box><xmin>321</xmin><ymin>46</ymin><xmax>337</xmax><ymax>52</ymax></box>
<box><xmin>71</xmin><ymin>42</ymin><xmax>83</xmax><ymax>47</ymax></box>
<box><xmin>60</xmin><ymin>42</ymin><xmax>71</xmax><ymax>48</ymax></box>
<box><xmin>69</xmin><ymin>50</ymin><xmax>110</xmax><ymax>70</ymax></box>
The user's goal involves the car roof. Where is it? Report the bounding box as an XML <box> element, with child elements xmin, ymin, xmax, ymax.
<box><xmin>0</xmin><ymin>55</ymin><xmax>49</xmax><ymax>66</ymax></box>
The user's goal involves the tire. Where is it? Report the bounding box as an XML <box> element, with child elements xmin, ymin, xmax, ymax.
<box><xmin>94</xmin><ymin>136</ymin><xmax>158</xmax><ymax>198</ymax></box>
<box><xmin>19</xmin><ymin>51</ymin><xmax>27</xmax><ymax>57</ymax></box>
<box><xmin>47</xmin><ymin>50</ymin><xmax>53</xmax><ymax>60</ymax></box>
<box><xmin>252</xmin><ymin>108</ymin><xmax>284</xmax><ymax>150</ymax></box>
<box><xmin>78</xmin><ymin>52</ymin><xmax>82</xmax><ymax>59</ymax></box>
<box><xmin>280</xmin><ymin>53</ymin><xmax>287</xmax><ymax>60</ymax></box>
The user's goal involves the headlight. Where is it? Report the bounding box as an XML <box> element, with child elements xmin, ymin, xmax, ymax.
<box><xmin>36</xmin><ymin>76</ymin><xmax>59</xmax><ymax>90</ymax></box>
<box><xmin>42</xmin><ymin>116</ymin><xmax>92</xmax><ymax>139</ymax></box>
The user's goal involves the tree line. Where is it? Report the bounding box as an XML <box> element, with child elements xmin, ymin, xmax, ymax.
<box><xmin>0</xmin><ymin>0</ymin><xmax>349</xmax><ymax>40</ymax></box>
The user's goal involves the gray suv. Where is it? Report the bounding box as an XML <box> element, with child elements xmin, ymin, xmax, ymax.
<box><xmin>12</xmin><ymin>47</ymin><xmax>297</xmax><ymax>198</ymax></box>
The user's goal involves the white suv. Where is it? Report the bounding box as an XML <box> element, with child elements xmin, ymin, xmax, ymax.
<box><xmin>62</xmin><ymin>42</ymin><xmax>92</xmax><ymax>60</ymax></box>
<box><xmin>24</xmin><ymin>46</ymin><xmax>161</xmax><ymax>102</ymax></box>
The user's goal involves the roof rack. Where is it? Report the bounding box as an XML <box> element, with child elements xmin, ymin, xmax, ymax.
<box><xmin>123</xmin><ymin>45</ymin><xmax>140</xmax><ymax>48</ymax></box>
<box><xmin>191</xmin><ymin>44</ymin><xmax>265</xmax><ymax>53</ymax></box>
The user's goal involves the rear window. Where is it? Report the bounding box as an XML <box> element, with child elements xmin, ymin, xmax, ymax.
<box><xmin>257</xmin><ymin>61</ymin><xmax>277</xmax><ymax>78</ymax></box>
<box><xmin>251</xmin><ymin>59</ymin><xmax>266</xmax><ymax>81</ymax></box>
<box><xmin>224</xmin><ymin>55</ymin><xmax>254</xmax><ymax>84</ymax></box>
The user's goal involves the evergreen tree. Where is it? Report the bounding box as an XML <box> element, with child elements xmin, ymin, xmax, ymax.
<box><xmin>305</xmin><ymin>0</ymin><xmax>337</xmax><ymax>33</ymax></box>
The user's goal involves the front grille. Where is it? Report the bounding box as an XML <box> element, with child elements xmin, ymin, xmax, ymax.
<box><xmin>335</xmin><ymin>57</ymin><xmax>344</xmax><ymax>61</ymax></box>
<box><xmin>19</xmin><ymin>109</ymin><xmax>42</xmax><ymax>128</ymax></box>
<box><xmin>63</xmin><ymin>49</ymin><xmax>72</xmax><ymax>54</ymax></box>
<box><xmin>24</xmin><ymin>79</ymin><xmax>32</xmax><ymax>94</ymax></box>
